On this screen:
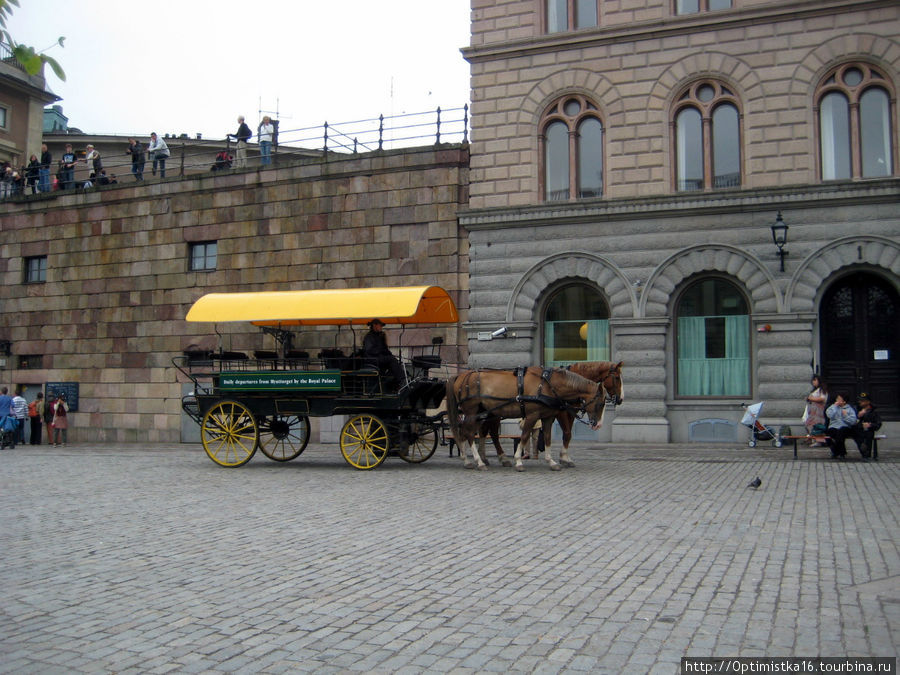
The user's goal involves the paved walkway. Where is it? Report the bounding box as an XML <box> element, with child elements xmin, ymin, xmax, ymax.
<box><xmin>1</xmin><ymin>441</ymin><xmax>897</xmax><ymax>673</ymax></box>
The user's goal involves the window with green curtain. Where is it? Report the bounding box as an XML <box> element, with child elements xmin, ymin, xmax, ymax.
<box><xmin>543</xmin><ymin>285</ymin><xmax>610</xmax><ymax>366</ymax></box>
<box><xmin>677</xmin><ymin>279</ymin><xmax>750</xmax><ymax>396</ymax></box>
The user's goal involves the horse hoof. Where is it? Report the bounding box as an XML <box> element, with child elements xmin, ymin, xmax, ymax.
<box><xmin>561</xmin><ymin>460</ymin><xmax>575</xmax><ymax>468</ymax></box>
<box><xmin>501</xmin><ymin>458</ymin><xmax>513</xmax><ymax>467</ymax></box>
<box><xmin>549</xmin><ymin>464</ymin><xmax>562</xmax><ymax>471</ymax></box>
<box><xmin>515</xmin><ymin>465</ymin><xmax>525</xmax><ymax>472</ymax></box>
<box><xmin>478</xmin><ymin>465</ymin><xmax>489</xmax><ymax>472</ymax></box>
<box><xmin>464</xmin><ymin>461</ymin><xmax>475</xmax><ymax>469</ymax></box>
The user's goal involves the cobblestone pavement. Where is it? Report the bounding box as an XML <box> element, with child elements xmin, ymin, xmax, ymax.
<box><xmin>1</xmin><ymin>440</ymin><xmax>898</xmax><ymax>674</ymax></box>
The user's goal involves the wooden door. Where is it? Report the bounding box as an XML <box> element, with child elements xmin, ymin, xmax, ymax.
<box><xmin>820</xmin><ymin>272</ymin><xmax>899</xmax><ymax>419</ymax></box>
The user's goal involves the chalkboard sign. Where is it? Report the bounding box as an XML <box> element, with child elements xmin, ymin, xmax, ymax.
<box><xmin>45</xmin><ymin>382</ymin><xmax>79</xmax><ymax>412</ymax></box>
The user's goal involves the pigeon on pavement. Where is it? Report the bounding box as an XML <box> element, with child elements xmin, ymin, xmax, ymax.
<box><xmin>747</xmin><ymin>476</ymin><xmax>762</xmax><ymax>489</ymax></box>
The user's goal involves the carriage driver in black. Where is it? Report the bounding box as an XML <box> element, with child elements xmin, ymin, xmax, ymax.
<box><xmin>363</xmin><ymin>319</ymin><xmax>407</xmax><ymax>388</ymax></box>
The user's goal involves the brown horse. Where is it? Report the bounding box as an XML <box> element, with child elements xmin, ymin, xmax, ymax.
<box><xmin>445</xmin><ymin>366</ymin><xmax>606</xmax><ymax>471</ymax></box>
<box><xmin>554</xmin><ymin>361</ymin><xmax>625</xmax><ymax>464</ymax></box>
<box><xmin>476</xmin><ymin>361</ymin><xmax>624</xmax><ymax>467</ymax></box>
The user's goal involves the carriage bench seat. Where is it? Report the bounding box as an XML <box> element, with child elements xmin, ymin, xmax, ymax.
<box><xmin>445</xmin><ymin>434</ymin><xmax>524</xmax><ymax>457</ymax></box>
<box><xmin>780</xmin><ymin>434</ymin><xmax>887</xmax><ymax>461</ymax></box>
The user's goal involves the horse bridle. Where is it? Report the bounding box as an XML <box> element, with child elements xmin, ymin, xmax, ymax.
<box><xmin>568</xmin><ymin>381</ymin><xmax>607</xmax><ymax>428</ymax></box>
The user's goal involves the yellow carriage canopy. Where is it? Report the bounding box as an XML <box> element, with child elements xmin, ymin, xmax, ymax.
<box><xmin>185</xmin><ymin>286</ymin><xmax>459</xmax><ymax>327</ymax></box>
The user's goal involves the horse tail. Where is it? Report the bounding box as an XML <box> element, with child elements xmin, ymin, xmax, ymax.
<box><xmin>445</xmin><ymin>374</ymin><xmax>461</xmax><ymax>441</ymax></box>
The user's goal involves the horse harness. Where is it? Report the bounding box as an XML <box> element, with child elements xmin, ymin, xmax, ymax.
<box><xmin>458</xmin><ymin>367</ymin><xmax>599</xmax><ymax>422</ymax></box>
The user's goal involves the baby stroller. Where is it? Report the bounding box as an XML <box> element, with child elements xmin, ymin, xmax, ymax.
<box><xmin>740</xmin><ymin>401</ymin><xmax>783</xmax><ymax>447</ymax></box>
<box><xmin>0</xmin><ymin>414</ymin><xmax>17</xmax><ymax>449</ymax></box>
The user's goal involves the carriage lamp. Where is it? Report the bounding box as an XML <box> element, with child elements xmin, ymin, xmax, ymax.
<box><xmin>770</xmin><ymin>211</ymin><xmax>789</xmax><ymax>272</ymax></box>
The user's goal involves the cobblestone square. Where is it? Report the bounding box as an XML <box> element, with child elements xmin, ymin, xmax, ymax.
<box><xmin>1</xmin><ymin>441</ymin><xmax>897</xmax><ymax>673</ymax></box>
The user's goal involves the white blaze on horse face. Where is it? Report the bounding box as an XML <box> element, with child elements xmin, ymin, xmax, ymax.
<box><xmin>592</xmin><ymin>403</ymin><xmax>606</xmax><ymax>430</ymax></box>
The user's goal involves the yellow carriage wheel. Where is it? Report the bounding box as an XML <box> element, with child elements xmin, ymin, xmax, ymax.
<box><xmin>340</xmin><ymin>414</ymin><xmax>390</xmax><ymax>470</ymax></box>
<box><xmin>258</xmin><ymin>414</ymin><xmax>310</xmax><ymax>462</ymax></box>
<box><xmin>201</xmin><ymin>400</ymin><xmax>259</xmax><ymax>467</ymax></box>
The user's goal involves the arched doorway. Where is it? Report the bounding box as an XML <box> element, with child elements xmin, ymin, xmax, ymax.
<box><xmin>820</xmin><ymin>272</ymin><xmax>899</xmax><ymax>419</ymax></box>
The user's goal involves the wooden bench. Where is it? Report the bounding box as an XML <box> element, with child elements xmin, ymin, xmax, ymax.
<box><xmin>781</xmin><ymin>434</ymin><xmax>887</xmax><ymax>460</ymax></box>
<box><xmin>445</xmin><ymin>434</ymin><xmax>523</xmax><ymax>457</ymax></box>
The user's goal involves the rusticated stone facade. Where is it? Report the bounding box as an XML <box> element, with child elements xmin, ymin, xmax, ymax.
<box><xmin>461</xmin><ymin>0</ymin><xmax>900</xmax><ymax>442</ymax></box>
<box><xmin>0</xmin><ymin>146</ymin><xmax>470</xmax><ymax>443</ymax></box>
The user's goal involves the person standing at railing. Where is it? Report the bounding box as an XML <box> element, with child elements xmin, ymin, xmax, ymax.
<box><xmin>60</xmin><ymin>143</ymin><xmax>76</xmax><ymax>190</ymax></box>
<box><xmin>26</xmin><ymin>154</ymin><xmax>40</xmax><ymax>195</ymax></box>
<box><xmin>84</xmin><ymin>144</ymin><xmax>102</xmax><ymax>184</ymax></box>
<box><xmin>228</xmin><ymin>116</ymin><xmax>252</xmax><ymax>169</ymax></box>
<box><xmin>126</xmin><ymin>138</ymin><xmax>145</xmax><ymax>181</ymax></box>
<box><xmin>258</xmin><ymin>116</ymin><xmax>274</xmax><ymax>166</ymax></box>
<box><xmin>148</xmin><ymin>132</ymin><xmax>169</xmax><ymax>178</ymax></box>
<box><xmin>39</xmin><ymin>143</ymin><xmax>52</xmax><ymax>193</ymax></box>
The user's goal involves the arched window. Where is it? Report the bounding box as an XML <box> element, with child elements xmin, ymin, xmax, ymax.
<box><xmin>673</xmin><ymin>81</ymin><xmax>742</xmax><ymax>191</ymax></box>
<box><xmin>817</xmin><ymin>63</ymin><xmax>896</xmax><ymax>180</ymax></box>
<box><xmin>676</xmin><ymin>278</ymin><xmax>750</xmax><ymax>397</ymax></box>
<box><xmin>543</xmin><ymin>285</ymin><xmax>610</xmax><ymax>366</ymax></box>
<box><xmin>547</xmin><ymin>0</ymin><xmax>599</xmax><ymax>32</ymax></box>
<box><xmin>541</xmin><ymin>96</ymin><xmax>604</xmax><ymax>201</ymax></box>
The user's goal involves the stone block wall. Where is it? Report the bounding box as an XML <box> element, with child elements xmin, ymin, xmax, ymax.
<box><xmin>0</xmin><ymin>145</ymin><xmax>470</xmax><ymax>443</ymax></box>
<box><xmin>464</xmin><ymin>1</ymin><xmax>900</xmax><ymax>209</ymax></box>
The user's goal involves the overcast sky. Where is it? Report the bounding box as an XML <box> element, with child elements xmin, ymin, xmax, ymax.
<box><xmin>9</xmin><ymin>0</ymin><xmax>471</xmax><ymax>140</ymax></box>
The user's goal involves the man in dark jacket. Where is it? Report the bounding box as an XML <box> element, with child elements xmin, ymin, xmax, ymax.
<box><xmin>228</xmin><ymin>116</ymin><xmax>252</xmax><ymax>169</ymax></box>
<box><xmin>854</xmin><ymin>392</ymin><xmax>882</xmax><ymax>460</ymax></box>
<box><xmin>363</xmin><ymin>319</ymin><xmax>406</xmax><ymax>388</ymax></box>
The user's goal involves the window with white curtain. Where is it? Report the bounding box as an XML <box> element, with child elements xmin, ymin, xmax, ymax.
<box><xmin>543</xmin><ymin>285</ymin><xmax>610</xmax><ymax>366</ymax></box>
<box><xmin>676</xmin><ymin>278</ymin><xmax>750</xmax><ymax>397</ymax></box>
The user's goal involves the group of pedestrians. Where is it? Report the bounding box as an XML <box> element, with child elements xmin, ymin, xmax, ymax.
<box><xmin>802</xmin><ymin>374</ymin><xmax>883</xmax><ymax>460</ymax></box>
<box><xmin>0</xmin><ymin>386</ymin><xmax>69</xmax><ymax>449</ymax></box>
<box><xmin>2</xmin><ymin>116</ymin><xmax>273</xmax><ymax>201</ymax></box>
<box><xmin>1</xmin><ymin>133</ymin><xmax>172</xmax><ymax>199</ymax></box>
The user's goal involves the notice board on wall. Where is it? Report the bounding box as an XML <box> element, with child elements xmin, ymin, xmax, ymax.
<box><xmin>45</xmin><ymin>382</ymin><xmax>79</xmax><ymax>412</ymax></box>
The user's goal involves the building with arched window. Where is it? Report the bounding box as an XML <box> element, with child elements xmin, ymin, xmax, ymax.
<box><xmin>462</xmin><ymin>0</ymin><xmax>899</xmax><ymax>443</ymax></box>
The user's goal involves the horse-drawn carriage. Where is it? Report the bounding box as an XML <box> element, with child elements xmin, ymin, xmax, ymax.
<box><xmin>177</xmin><ymin>284</ymin><xmax>625</xmax><ymax>472</ymax></box>
<box><xmin>176</xmin><ymin>286</ymin><xmax>458</xmax><ymax>469</ymax></box>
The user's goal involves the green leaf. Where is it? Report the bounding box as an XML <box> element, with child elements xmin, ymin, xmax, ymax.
<box><xmin>44</xmin><ymin>54</ymin><xmax>65</xmax><ymax>81</ymax></box>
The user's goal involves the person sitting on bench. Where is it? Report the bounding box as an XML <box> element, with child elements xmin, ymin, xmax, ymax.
<box><xmin>854</xmin><ymin>392</ymin><xmax>882</xmax><ymax>460</ymax></box>
<box><xmin>824</xmin><ymin>392</ymin><xmax>857</xmax><ymax>459</ymax></box>
<box><xmin>363</xmin><ymin>318</ymin><xmax>406</xmax><ymax>388</ymax></box>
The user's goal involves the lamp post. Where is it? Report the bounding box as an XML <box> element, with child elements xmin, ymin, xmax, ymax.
<box><xmin>771</xmin><ymin>211</ymin><xmax>789</xmax><ymax>272</ymax></box>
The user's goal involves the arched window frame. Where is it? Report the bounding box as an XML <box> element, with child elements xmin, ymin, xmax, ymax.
<box><xmin>674</xmin><ymin>276</ymin><xmax>751</xmax><ymax>398</ymax></box>
<box><xmin>671</xmin><ymin>80</ymin><xmax>743</xmax><ymax>192</ymax></box>
<box><xmin>815</xmin><ymin>62</ymin><xmax>898</xmax><ymax>181</ymax></box>
<box><xmin>539</xmin><ymin>94</ymin><xmax>605</xmax><ymax>202</ymax></box>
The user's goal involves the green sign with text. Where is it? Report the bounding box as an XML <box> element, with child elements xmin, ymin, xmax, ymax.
<box><xmin>218</xmin><ymin>371</ymin><xmax>341</xmax><ymax>391</ymax></box>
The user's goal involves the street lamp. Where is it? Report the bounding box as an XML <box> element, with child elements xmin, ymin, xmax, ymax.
<box><xmin>770</xmin><ymin>211</ymin><xmax>789</xmax><ymax>272</ymax></box>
